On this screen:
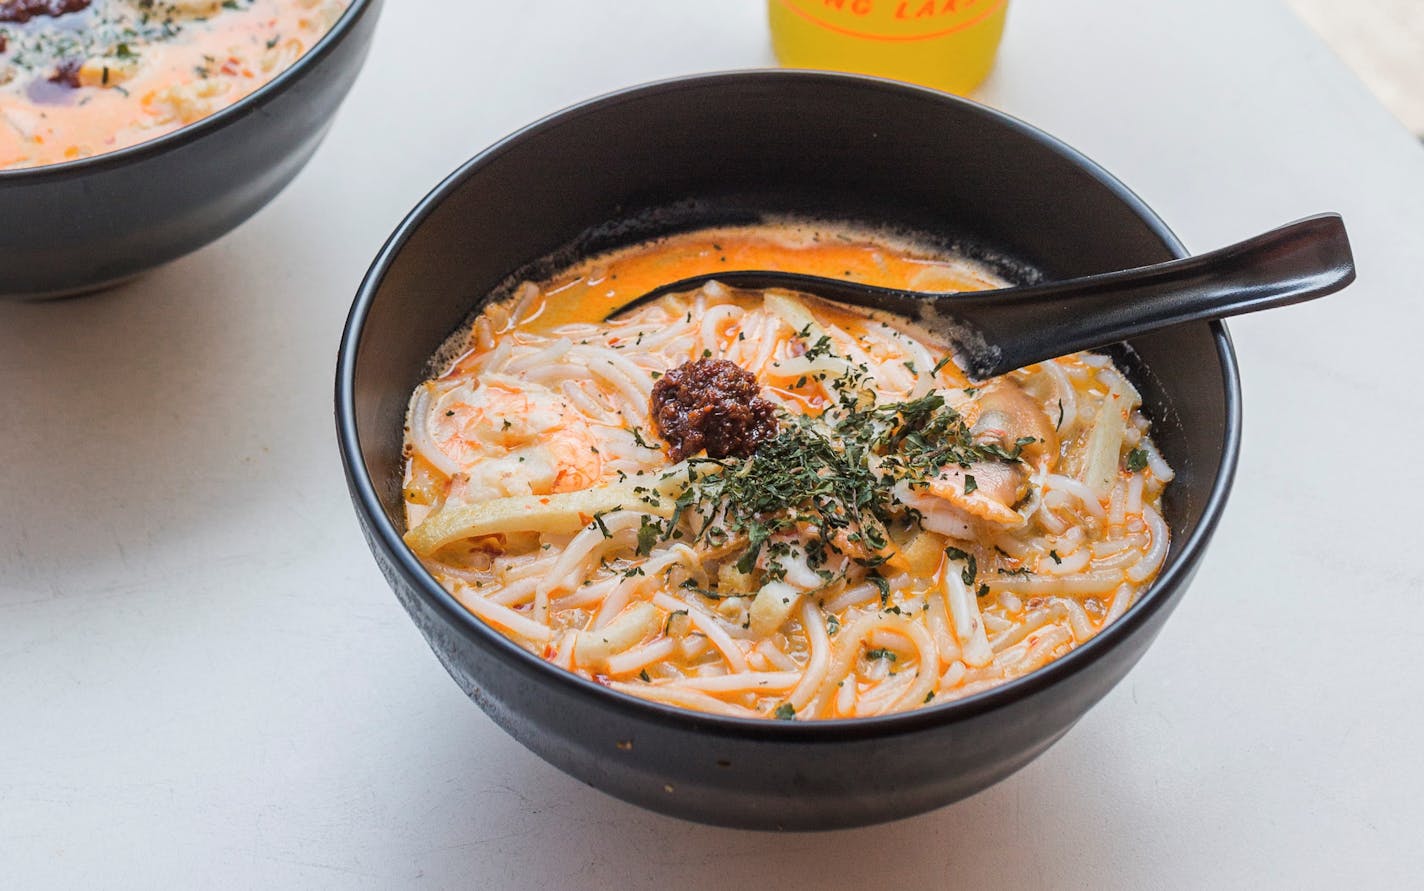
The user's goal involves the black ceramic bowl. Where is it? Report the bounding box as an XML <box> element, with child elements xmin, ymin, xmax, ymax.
<box><xmin>0</xmin><ymin>0</ymin><xmax>383</xmax><ymax>299</ymax></box>
<box><xmin>336</xmin><ymin>71</ymin><xmax>1241</xmax><ymax>831</ymax></box>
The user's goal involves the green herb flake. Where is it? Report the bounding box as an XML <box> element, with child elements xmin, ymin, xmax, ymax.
<box><xmin>1125</xmin><ymin>447</ymin><xmax>1150</xmax><ymax>473</ymax></box>
<box><xmin>592</xmin><ymin>508</ymin><xmax>621</xmax><ymax>539</ymax></box>
<box><xmin>636</xmin><ymin>516</ymin><xmax>662</xmax><ymax>557</ymax></box>
<box><xmin>944</xmin><ymin>546</ymin><xmax>977</xmax><ymax>586</ymax></box>
<box><xmin>869</xmin><ymin>574</ymin><xmax>890</xmax><ymax>605</ymax></box>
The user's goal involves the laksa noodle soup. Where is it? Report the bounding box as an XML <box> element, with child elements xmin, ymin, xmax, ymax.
<box><xmin>401</xmin><ymin>224</ymin><xmax>1175</xmax><ymax>720</ymax></box>
<box><xmin>0</xmin><ymin>0</ymin><xmax>348</xmax><ymax>169</ymax></box>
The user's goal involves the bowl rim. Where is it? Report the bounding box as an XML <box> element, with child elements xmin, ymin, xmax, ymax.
<box><xmin>336</xmin><ymin>69</ymin><xmax>1243</xmax><ymax>741</ymax></box>
<box><xmin>0</xmin><ymin>0</ymin><xmax>378</xmax><ymax>181</ymax></box>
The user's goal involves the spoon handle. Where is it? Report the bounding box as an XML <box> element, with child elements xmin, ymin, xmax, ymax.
<box><xmin>952</xmin><ymin>213</ymin><xmax>1355</xmax><ymax>378</ymax></box>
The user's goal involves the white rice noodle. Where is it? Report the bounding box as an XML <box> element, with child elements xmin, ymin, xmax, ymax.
<box><xmin>540</xmin><ymin>511</ymin><xmax>645</xmax><ymax>597</ymax></box>
<box><xmin>567</xmin><ymin>347</ymin><xmax>650</xmax><ymax>422</ymax></box>
<box><xmin>763</xmin><ymin>291</ymin><xmax>823</xmax><ymax>338</ymax></box>
<box><xmin>989</xmin><ymin>534</ymin><xmax>1029</xmax><ymax>559</ymax></box>
<box><xmin>855</xmin><ymin>672</ymin><xmax>914</xmax><ymax>717</ymax></box>
<box><xmin>984</xmin><ymin>570</ymin><xmax>1124</xmax><ymax>597</ymax></box>
<box><xmin>1126</xmin><ymin>472</ymin><xmax>1145</xmax><ymax>517</ymax></box>
<box><xmin>1108</xmin><ymin>481</ymin><xmax>1127</xmax><ymax>526</ymax></box>
<box><xmin>1097</xmin><ymin>365</ymin><xmax>1143</xmax><ymax>408</ymax></box>
<box><xmin>990</xmin><ymin>604</ymin><xmax>1064</xmax><ymax>653</ymax></box>
<box><xmin>590</xmin><ymin>575</ymin><xmax>639</xmax><ymax>629</ymax></box>
<box><xmin>451</xmin><ymin>583</ymin><xmax>554</xmax><ymax>643</ymax></box>
<box><xmin>1140</xmin><ymin>437</ymin><xmax>1175</xmax><ymax>482</ymax></box>
<box><xmin>996</xmin><ymin>624</ymin><xmax>1073</xmax><ymax>676</ymax></box>
<box><xmin>939</xmin><ymin>659</ymin><xmax>967</xmax><ymax>690</ymax></box>
<box><xmin>550</xmin><ymin>575</ymin><xmax>620</xmax><ymax>611</ymax></box>
<box><xmin>1042</xmin><ymin>359</ymin><xmax>1078</xmax><ymax>435</ymax></box>
<box><xmin>618</xmin><ymin>318</ymin><xmax>693</xmax><ymax>353</ymax></box>
<box><xmin>488</xmin><ymin>575</ymin><xmax>540</xmax><ymax>606</ymax></box>
<box><xmin>722</xmin><ymin>314</ymin><xmax>765</xmax><ymax>366</ymax></box>
<box><xmin>1104</xmin><ymin>582</ymin><xmax>1135</xmax><ymax>623</ymax></box>
<box><xmin>1091</xmin><ymin>536</ymin><xmax>1141</xmax><ymax>557</ymax></box>
<box><xmin>604</xmin><ymin>681</ymin><xmax>758</xmax><ymax>718</ymax></box>
<box><xmin>835</xmin><ymin>675</ymin><xmax>855</xmax><ymax>715</ymax></box>
<box><xmin>1057</xmin><ymin>597</ymin><xmax>1096</xmax><ymax>642</ymax></box>
<box><xmin>407</xmin><ymin>382</ymin><xmax>466</xmax><ymax>477</ymax></box>
<box><xmin>473</xmin><ymin>315</ymin><xmax>495</xmax><ymax>352</ymax></box>
<box><xmin>925</xmin><ymin>591</ymin><xmax>961</xmax><ymax>663</ymax></box>
<box><xmin>505</xmin><ymin>337</ymin><xmax>573</xmax><ymax>373</ymax></box>
<box><xmin>550</xmin><ymin>630</ymin><xmax>577</xmax><ymax>670</ymax></box>
<box><xmin>1044</xmin><ymin>546</ymin><xmax>1092</xmax><ymax>575</ymax></box>
<box><xmin>1035</xmin><ymin>499</ymin><xmax>1069</xmax><ymax>534</ymax></box>
<box><xmin>574</xmin><ymin>601</ymin><xmax>659</xmax><ymax>669</ymax></box>
<box><xmin>764</xmin><ymin>353</ymin><xmax>855</xmax><ymax>384</ymax></box>
<box><xmin>1042</xmin><ymin>473</ymin><xmax>1107</xmax><ymax>519</ymax></box>
<box><xmin>1081</xmin><ymin>391</ymin><xmax>1128</xmax><ymax>496</ymax></box>
<box><xmin>747</xmin><ymin>316</ymin><xmax>786</xmax><ymax>376</ymax></box>
<box><xmin>652</xmin><ymin>592</ymin><xmax>749</xmax><ymax>672</ymax></box>
<box><xmin>808</xmin><ymin>614</ymin><xmax>937</xmax><ymax>716</ymax></box>
<box><xmin>1127</xmin><ymin>504</ymin><xmax>1169</xmax><ymax>583</ymax></box>
<box><xmin>820</xmin><ymin>582</ymin><xmax>880</xmax><ymax>614</ymax></box>
<box><xmin>508</xmin><ymin>281</ymin><xmax>543</xmax><ymax>325</ymax></box>
<box><xmin>788</xmin><ymin>600</ymin><xmax>833</xmax><ymax>712</ymax></box>
<box><xmin>519</xmin><ymin>357</ymin><xmax>587</xmax><ymax>386</ymax></box>
<box><xmin>942</xmin><ymin>568</ymin><xmax>993</xmax><ymax>668</ymax></box>
<box><xmin>604</xmin><ymin>638</ymin><xmax>679</xmax><ymax>676</ymax></box>
<box><xmin>698</xmin><ymin>304</ymin><xmax>742</xmax><ymax>353</ymax></box>
<box><xmin>665</xmin><ymin>671</ymin><xmax>799</xmax><ymax>694</ymax></box>
<box><xmin>981</xmin><ymin>613</ymin><xmax>1012</xmax><ymax>634</ymax></box>
<box><xmin>900</xmin><ymin>334</ymin><xmax>938</xmax><ymax>398</ymax></box>
<box><xmin>499</xmin><ymin>552</ymin><xmax>561</xmax><ymax>581</ymax></box>
<box><xmin>558</xmin><ymin>380</ymin><xmax>618</xmax><ymax>425</ymax></box>
<box><xmin>755</xmin><ymin>639</ymin><xmax>798</xmax><ymax>671</ymax></box>
<box><xmin>479</xmin><ymin>338</ymin><xmax>513</xmax><ymax>375</ymax></box>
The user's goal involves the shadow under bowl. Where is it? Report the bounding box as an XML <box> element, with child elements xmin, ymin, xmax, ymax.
<box><xmin>336</xmin><ymin>71</ymin><xmax>1241</xmax><ymax>831</ymax></box>
<box><xmin>0</xmin><ymin>0</ymin><xmax>384</xmax><ymax>299</ymax></box>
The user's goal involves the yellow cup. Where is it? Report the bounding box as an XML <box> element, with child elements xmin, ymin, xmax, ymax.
<box><xmin>768</xmin><ymin>0</ymin><xmax>1009</xmax><ymax>95</ymax></box>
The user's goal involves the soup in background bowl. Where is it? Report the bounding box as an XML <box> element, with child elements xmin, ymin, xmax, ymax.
<box><xmin>1</xmin><ymin>0</ymin><xmax>349</xmax><ymax>170</ymax></box>
<box><xmin>0</xmin><ymin>0</ymin><xmax>381</xmax><ymax>298</ymax></box>
<box><xmin>337</xmin><ymin>71</ymin><xmax>1240</xmax><ymax>829</ymax></box>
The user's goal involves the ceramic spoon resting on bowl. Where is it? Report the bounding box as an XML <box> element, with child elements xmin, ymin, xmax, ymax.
<box><xmin>608</xmin><ymin>214</ymin><xmax>1355</xmax><ymax>380</ymax></box>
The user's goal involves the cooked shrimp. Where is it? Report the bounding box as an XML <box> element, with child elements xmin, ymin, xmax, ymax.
<box><xmin>426</xmin><ymin>373</ymin><xmax>602</xmax><ymax>500</ymax></box>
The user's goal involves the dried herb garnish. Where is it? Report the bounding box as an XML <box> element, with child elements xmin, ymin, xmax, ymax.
<box><xmin>636</xmin><ymin>342</ymin><xmax>1026</xmax><ymax>592</ymax></box>
<box><xmin>1125</xmin><ymin>447</ymin><xmax>1150</xmax><ymax>473</ymax></box>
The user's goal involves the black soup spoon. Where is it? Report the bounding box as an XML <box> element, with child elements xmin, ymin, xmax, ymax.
<box><xmin>607</xmin><ymin>214</ymin><xmax>1355</xmax><ymax>380</ymax></box>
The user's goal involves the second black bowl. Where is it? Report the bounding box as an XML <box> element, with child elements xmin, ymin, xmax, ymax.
<box><xmin>337</xmin><ymin>71</ymin><xmax>1241</xmax><ymax>830</ymax></box>
<box><xmin>0</xmin><ymin>0</ymin><xmax>384</xmax><ymax>299</ymax></box>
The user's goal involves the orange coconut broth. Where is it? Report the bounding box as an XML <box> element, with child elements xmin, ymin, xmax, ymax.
<box><xmin>469</xmin><ymin>225</ymin><xmax>1001</xmax><ymax>341</ymax></box>
<box><xmin>0</xmin><ymin>0</ymin><xmax>347</xmax><ymax>170</ymax></box>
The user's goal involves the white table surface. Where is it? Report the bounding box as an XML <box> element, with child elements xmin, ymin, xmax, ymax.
<box><xmin>3</xmin><ymin>0</ymin><xmax>1422</xmax><ymax>886</ymax></box>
